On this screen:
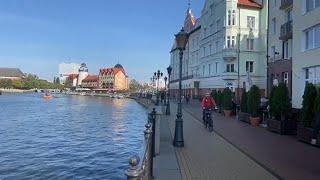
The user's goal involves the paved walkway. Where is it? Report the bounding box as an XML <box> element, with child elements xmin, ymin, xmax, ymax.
<box><xmin>181</xmin><ymin>100</ymin><xmax>320</xmax><ymax>180</ymax></box>
<box><xmin>166</xmin><ymin>103</ymin><xmax>277</xmax><ymax>180</ymax></box>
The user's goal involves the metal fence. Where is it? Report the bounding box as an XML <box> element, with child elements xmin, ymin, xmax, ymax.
<box><xmin>125</xmin><ymin>109</ymin><xmax>156</xmax><ymax>180</ymax></box>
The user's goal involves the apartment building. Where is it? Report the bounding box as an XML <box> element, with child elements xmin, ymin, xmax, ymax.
<box><xmin>292</xmin><ymin>0</ymin><xmax>320</xmax><ymax>108</ymax></box>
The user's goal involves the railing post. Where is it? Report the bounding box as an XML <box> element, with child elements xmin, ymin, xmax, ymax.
<box><xmin>144</xmin><ymin>123</ymin><xmax>153</xmax><ymax>179</ymax></box>
<box><xmin>151</xmin><ymin>108</ymin><xmax>156</xmax><ymax>157</ymax></box>
<box><xmin>125</xmin><ymin>155</ymin><xmax>141</xmax><ymax>180</ymax></box>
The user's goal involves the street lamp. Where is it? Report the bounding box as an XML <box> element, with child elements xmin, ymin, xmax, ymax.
<box><xmin>173</xmin><ymin>28</ymin><xmax>188</xmax><ymax>147</ymax></box>
<box><xmin>166</xmin><ymin>66</ymin><xmax>172</xmax><ymax>115</ymax></box>
<box><xmin>154</xmin><ymin>70</ymin><xmax>163</xmax><ymax>106</ymax></box>
<box><xmin>164</xmin><ymin>76</ymin><xmax>168</xmax><ymax>105</ymax></box>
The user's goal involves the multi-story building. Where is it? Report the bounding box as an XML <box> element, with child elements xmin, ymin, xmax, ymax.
<box><xmin>267</xmin><ymin>0</ymin><xmax>293</xmax><ymax>96</ymax></box>
<box><xmin>170</xmin><ymin>0</ymin><xmax>268</xmax><ymax>98</ymax></box>
<box><xmin>98</xmin><ymin>64</ymin><xmax>129</xmax><ymax>91</ymax></box>
<box><xmin>292</xmin><ymin>0</ymin><xmax>320</xmax><ymax>109</ymax></box>
<box><xmin>58</xmin><ymin>62</ymin><xmax>80</xmax><ymax>85</ymax></box>
<box><xmin>81</xmin><ymin>75</ymin><xmax>99</xmax><ymax>89</ymax></box>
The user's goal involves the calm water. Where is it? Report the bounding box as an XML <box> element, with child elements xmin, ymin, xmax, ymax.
<box><xmin>0</xmin><ymin>93</ymin><xmax>147</xmax><ymax>179</ymax></box>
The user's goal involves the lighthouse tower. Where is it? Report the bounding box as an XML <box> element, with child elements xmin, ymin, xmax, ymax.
<box><xmin>77</xmin><ymin>63</ymin><xmax>89</xmax><ymax>86</ymax></box>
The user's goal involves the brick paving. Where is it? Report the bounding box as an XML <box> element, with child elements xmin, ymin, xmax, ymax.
<box><xmin>180</xmin><ymin>100</ymin><xmax>320</xmax><ymax>180</ymax></box>
<box><xmin>166</xmin><ymin>103</ymin><xmax>277</xmax><ymax>180</ymax></box>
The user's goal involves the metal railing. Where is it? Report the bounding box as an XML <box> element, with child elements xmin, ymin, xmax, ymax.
<box><xmin>125</xmin><ymin>109</ymin><xmax>156</xmax><ymax>180</ymax></box>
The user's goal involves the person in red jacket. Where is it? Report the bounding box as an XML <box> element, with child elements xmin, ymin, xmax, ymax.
<box><xmin>201</xmin><ymin>93</ymin><xmax>216</xmax><ymax>122</ymax></box>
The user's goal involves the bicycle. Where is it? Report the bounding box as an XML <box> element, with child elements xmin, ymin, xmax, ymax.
<box><xmin>204</xmin><ymin>108</ymin><xmax>213</xmax><ymax>132</ymax></box>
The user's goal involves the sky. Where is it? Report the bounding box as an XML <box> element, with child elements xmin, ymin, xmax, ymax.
<box><xmin>0</xmin><ymin>0</ymin><xmax>204</xmax><ymax>82</ymax></box>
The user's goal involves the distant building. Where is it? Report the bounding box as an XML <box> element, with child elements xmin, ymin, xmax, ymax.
<box><xmin>65</xmin><ymin>74</ymin><xmax>78</xmax><ymax>88</ymax></box>
<box><xmin>77</xmin><ymin>63</ymin><xmax>89</xmax><ymax>86</ymax></box>
<box><xmin>58</xmin><ymin>62</ymin><xmax>81</xmax><ymax>84</ymax></box>
<box><xmin>0</xmin><ymin>68</ymin><xmax>25</xmax><ymax>80</ymax></box>
<box><xmin>98</xmin><ymin>64</ymin><xmax>129</xmax><ymax>91</ymax></box>
<box><xmin>82</xmin><ymin>75</ymin><xmax>99</xmax><ymax>89</ymax></box>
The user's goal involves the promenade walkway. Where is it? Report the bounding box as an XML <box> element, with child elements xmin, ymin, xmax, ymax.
<box><xmin>165</xmin><ymin>103</ymin><xmax>277</xmax><ymax>180</ymax></box>
<box><xmin>180</xmin><ymin>100</ymin><xmax>320</xmax><ymax>180</ymax></box>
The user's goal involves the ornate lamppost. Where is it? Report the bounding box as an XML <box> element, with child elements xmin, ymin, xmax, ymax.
<box><xmin>154</xmin><ymin>70</ymin><xmax>163</xmax><ymax>106</ymax></box>
<box><xmin>173</xmin><ymin>28</ymin><xmax>188</xmax><ymax>147</ymax></box>
<box><xmin>166</xmin><ymin>66</ymin><xmax>172</xmax><ymax>115</ymax></box>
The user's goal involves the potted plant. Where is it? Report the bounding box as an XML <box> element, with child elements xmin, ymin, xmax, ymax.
<box><xmin>222</xmin><ymin>88</ymin><xmax>233</xmax><ymax>117</ymax></box>
<box><xmin>297</xmin><ymin>83</ymin><xmax>318</xmax><ymax>144</ymax></box>
<box><xmin>239</xmin><ymin>90</ymin><xmax>250</xmax><ymax>123</ymax></box>
<box><xmin>267</xmin><ymin>83</ymin><xmax>295</xmax><ymax>134</ymax></box>
<box><xmin>247</xmin><ymin>85</ymin><xmax>261</xmax><ymax>127</ymax></box>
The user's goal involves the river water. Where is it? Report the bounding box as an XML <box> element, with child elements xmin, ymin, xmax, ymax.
<box><xmin>0</xmin><ymin>93</ymin><xmax>147</xmax><ymax>179</ymax></box>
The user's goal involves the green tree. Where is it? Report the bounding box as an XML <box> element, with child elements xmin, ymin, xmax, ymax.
<box><xmin>270</xmin><ymin>83</ymin><xmax>291</xmax><ymax>120</ymax></box>
<box><xmin>12</xmin><ymin>80</ymin><xmax>24</xmax><ymax>89</ymax></box>
<box><xmin>240</xmin><ymin>91</ymin><xmax>248</xmax><ymax>113</ymax></box>
<box><xmin>314</xmin><ymin>88</ymin><xmax>320</xmax><ymax>113</ymax></box>
<box><xmin>247</xmin><ymin>85</ymin><xmax>261</xmax><ymax>117</ymax></box>
<box><xmin>0</xmin><ymin>79</ymin><xmax>13</xmax><ymax>89</ymax></box>
<box><xmin>222</xmin><ymin>88</ymin><xmax>233</xmax><ymax>110</ymax></box>
<box><xmin>129</xmin><ymin>79</ymin><xmax>143</xmax><ymax>91</ymax></box>
<box><xmin>300</xmin><ymin>83</ymin><xmax>317</xmax><ymax>127</ymax></box>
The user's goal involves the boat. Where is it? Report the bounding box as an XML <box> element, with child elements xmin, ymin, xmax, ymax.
<box><xmin>43</xmin><ymin>91</ymin><xmax>53</xmax><ymax>100</ymax></box>
<box><xmin>79</xmin><ymin>92</ymin><xmax>86</xmax><ymax>96</ymax></box>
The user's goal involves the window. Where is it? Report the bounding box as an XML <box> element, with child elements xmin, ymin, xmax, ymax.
<box><xmin>305</xmin><ymin>0</ymin><xmax>320</xmax><ymax>13</ymax></box>
<box><xmin>215</xmin><ymin>62</ymin><xmax>219</xmax><ymax>73</ymax></box>
<box><xmin>209</xmin><ymin>44</ymin><xmax>212</xmax><ymax>55</ymax></box>
<box><xmin>232</xmin><ymin>10</ymin><xmax>236</xmax><ymax>25</ymax></box>
<box><xmin>210</xmin><ymin>5</ymin><xmax>214</xmax><ymax>16</ymax></box>
<box><xmin>203</xmin><ymin>65</ymin><xmax>205</xmax><ymax>76</ymax></box>
<box><xmin>283</xmin><ymin>72</ymin><xmax>289</xmax><ymax>85</ymax></box>
<box><xmin>283</xmin><ymin>40</ymin><xmax>292</xmax><ymax>59</ymax></box>
<box><xmin>227</xmin><ymin>36</ymin><xmax>231</xmax><ymax>48</ymax></box>
<box><xmin>226</xmin><ymin>64</ymin><xmax>235</xmax><ymax>72</ymax></box>
<box><xmin>272</xmin><ymin>0</ymin><xmax>277</xmax><ymax>7</ymax></box>
<box><xmin>216</xmin><ymin>19</ymin><xmax>221</xmax><ymax>31</ymax></box>
<box><xmin>247</xmin><ymin>16</ymin><xmax>255</xmax><ymax>29</ymax></box>
<box><xmin>231</xmin><ymin>36</ymin><xmax>235</xmax><ymax>47</ymax></box>
<box><xmin>228</xmin><ymin>10</ymin><xmax>231</xmax><ymax>26</ymax></box>
<box><xmin>215</xmin><ymin>41</ymin><xmax>219</xmax><ymax>52</ymax></box>
<box><xmin>305</xmin><ymin>66</ymin><xmax>320</xmax><ymax>85</ymax></box>
<box><xmin>304</xmin><ymin>24</ymin><xmax>320</xmax><ymax>50</ymax></box>
<box><xmin>203</xmin><ymin>47</ymin><xmax>206</xmax><ymax>56</ymax></box>
<box><xmin>247</xmin><ymin>38</ymin><xmax>254</xmax><ymax>50</ymax></box>
<box><xmin>209</xmin><ymin>64</ymin><xmax>211</xmax><ymax>75</ymax></box>
<box><xmin>246</xmin><ymin>61</ymin><xmax>254</xmax><ymax>73</ymax></box>
<box><xmin>286</xmin><ymin>9</ymin><xmax>292</xmax><ymax>21</ymax></box>
<box><xmin>272</xmin><ymin>18</ymin><xmax>276</xmax><ymax>34</ymax></box>
<box><xmin>204</xmin><ymin>28</ymin><xmax>207</xmax><ymax>37</ymax></box>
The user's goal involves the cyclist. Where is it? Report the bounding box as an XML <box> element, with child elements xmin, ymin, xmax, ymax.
<box><xmin>201</xmin><ymin>93</ymin><xmax>216</xmax><ymax>127</ymax></box>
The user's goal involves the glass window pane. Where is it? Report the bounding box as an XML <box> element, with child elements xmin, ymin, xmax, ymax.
<box><xmin>315</xmin><ymin>26</ymin><xmax>320</xmax><ymax>48</ymax></box>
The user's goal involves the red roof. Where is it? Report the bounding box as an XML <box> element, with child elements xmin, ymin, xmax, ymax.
<box><xmin>68</xmin><ymin>74</ymin><xmax>78</xmax><ymax>80</ymax></box>
<box><xmin>100</xmin><ymin>67</ymin><xmax>126</xmax><ymax>75</ymax></box>
<box><xmin>238</xmin><ymin>0</ymin><xmax>262</xmax><ymax>8</ymax></box>
<box><xmin>82</xmin><ymin>75</ymin><xmax>99</xmax><ymax>82</ymax></box>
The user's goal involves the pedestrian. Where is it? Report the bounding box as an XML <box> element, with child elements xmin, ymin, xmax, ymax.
<box><xmin>186</xmin><ymin>94</ymin><xmax>190</xmax><ymax>104</ymax></box>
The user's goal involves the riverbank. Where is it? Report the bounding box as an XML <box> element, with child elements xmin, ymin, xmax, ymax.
<box><xmin>0</xmin><ymin>88</ymin><xmax>36</xmax><ymax>93</ymax></box>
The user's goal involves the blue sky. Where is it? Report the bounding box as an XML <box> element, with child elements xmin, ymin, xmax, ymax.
<box><xmin>0</xmin><ymin>0</ymin><xmax>204</xmax><ymax>82</ymax></box>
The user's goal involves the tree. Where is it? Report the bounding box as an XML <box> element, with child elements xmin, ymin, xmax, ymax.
<box><xmin>247</xmin><ymin>85</ymin><xmax>261</xmax><ymax>117</ymax></box>
<box><xmin>12</xmin><ymin>80</ymin><xmax>24</xmax><ymax>89</ymax></box>
<box><xmin>222</xmin><ymin>88</ymin><xmax>233</xmax><ymax>110</ymax></box>
<box><xmin>0</xmin><ymin>79</ymin><xmax>13</xmax><ymax>89</ymax></box>
<box><xmin>270</xmin><ymin>83</ymin><xmax>291</xmax><ymax>120</ymax></box>
<box><xmin>301</xmin><ymin>83</ymin><xmax>317</xmax><ymax>127</ymax></box>
<box><xmin>129</xmin><ymin>79</ymin><xmax>143</xmax><ymax>91</ymax></box>
<box><xmin>240</xmin><ymin>91</ymin><xmax>248</xmax><ymax>113</ymax></box>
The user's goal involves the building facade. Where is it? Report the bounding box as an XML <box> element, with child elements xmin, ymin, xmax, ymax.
<box><xmin>98</xmin><ymin>64</ymin><xmax>129</xmax><ymax>91</ymax></box>
<box><xmin>81</xmin><ymin>75</ymin><xmax>99</xmax><ymax>89</ymax></box>
<box><xmin>58</xmin><ymin>62</ymin><xmax>80</xmax><ymax>85</ymax></box>
<box><xmin>170</xmin><ymin>0</ymin><xmax>268</xmax><ymax>98</ymax></box>
<box><xmin>267</xmin><ymin>0</ymin><xmax>293</xmax><ymax>96</ymax></box>
<box><xmin>0</xmin><ymin>68</ymin><xmax>25</xmax><ymax>80</ymax></box>
<box><xmin>292</xmin><ymin>0</ymin><xmax>320</xmax><ymax>108</ymax></box>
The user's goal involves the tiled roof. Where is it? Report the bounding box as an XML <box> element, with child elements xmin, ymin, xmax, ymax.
<box><xmin>0</xmin><ymin>68</ymin><xmax>24</xmax><ymax>78</ymax></box>
<box><xmin>68</xmin><ymin>74</ymin><xmax>78</xmax><ymax>80</ymax></box>
<box><xmin>82</xmin><ymin>75</ymin><xmax>99</xmax><ymax>82</ymax></box>
<box><xmin>238</xmin><ymin>0</ymin><xmax>262</xmax><ymax>8</ymax></box>
<box><xmin>100</xmin><ymin>67</ymin><xmax>126</xmax><ymax>75</ymax></box>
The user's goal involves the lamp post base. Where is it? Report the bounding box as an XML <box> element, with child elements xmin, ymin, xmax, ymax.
<box><xmin>173</xmin><ymin>111</ymin><xmax>184</xmax><ymax>147</ymax></box>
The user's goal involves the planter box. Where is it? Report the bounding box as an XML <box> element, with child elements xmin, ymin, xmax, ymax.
<box><xmin>239</xmin><ymin>112</ymin><xmax>250</xmax><ymax>123</ymax></box>
<box><xmin>267</xmin><ymin>118</ymin><xmax>297</xmax><ymax>135</ymax></box>
<box><xmin>297</xmin><ymin>124</ymin><xmax>320</xmax><ymax>147</ymax></box>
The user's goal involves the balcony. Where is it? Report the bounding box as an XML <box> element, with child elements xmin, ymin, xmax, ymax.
<box><xmin>222</xmin><ymin>48</ymin><xmax>237</xmax><ymax>62</ymax></box>
<box><xmin>280</xmin><ymin>0</ymin><xmax>293</xmax><ymax>10</ymax></box>
<box><xmin>279</xmin><ymin>21</ymin><xmax>292</xmax><ymax>40</ymax></box>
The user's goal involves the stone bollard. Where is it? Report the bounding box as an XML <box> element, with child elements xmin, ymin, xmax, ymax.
<box><xmin>125</xmin><ymin>155</ymin><xmax>141</xmax><ymax>180</ymax></box>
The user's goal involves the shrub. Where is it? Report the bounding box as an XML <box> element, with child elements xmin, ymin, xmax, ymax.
<box><xmin>211</xmin><ymin>90</ymin><xmax>218</xmax><ymax>101</ymax></box>
<box><xmin>217</xmin><ymin>91</ymin><xmax>223</xmax><ymax>108</ymax></box>
<box><xmin>300</xmin><ymin>83</ymin><xmax>317</xmax><ymax>127</ymax></box>
<box><xmin>247</xmin><ymin>85</ymin><xmax>261</xmax><ymax>117</ymax></box>
<box><xmin>270</xmin><ymin>83</ymin><xmax>291</xmax><ymax>120</ymax></box>
<box><xmin>240</xmin><ymin>91</ymin><xmax>248</xmax><ymax>113</ymax></box>
<box><xmin>315</xmin><ymin>88</ymin><xmax>320</xmax><ymax>113</ymax></box>
<box><xmin>222</xmin><ymin>88</ymin><xmax>233</xmax><ymax>110</ymax></box>
<box><xmin>269</xmin><ymin>86</ymin><xmax>277</xmax><ymax>118</ymax></box>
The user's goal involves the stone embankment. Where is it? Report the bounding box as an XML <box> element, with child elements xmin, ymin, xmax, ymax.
<box><xmin>0</xmin><ymin>88</ymin><xmax>35</xmax><ymax>93</ymax></box>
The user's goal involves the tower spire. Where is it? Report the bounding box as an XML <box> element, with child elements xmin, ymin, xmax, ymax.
<box><xmin>188</xmin><ymin>0</ymin><xmax>191</xmax><ymax>9</ymax></box>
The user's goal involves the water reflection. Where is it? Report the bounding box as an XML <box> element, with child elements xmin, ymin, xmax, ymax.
<box><xmin>0</xmin><ymin>93</ymin><xmax>147</xmax><ymax>179</ymax></box>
